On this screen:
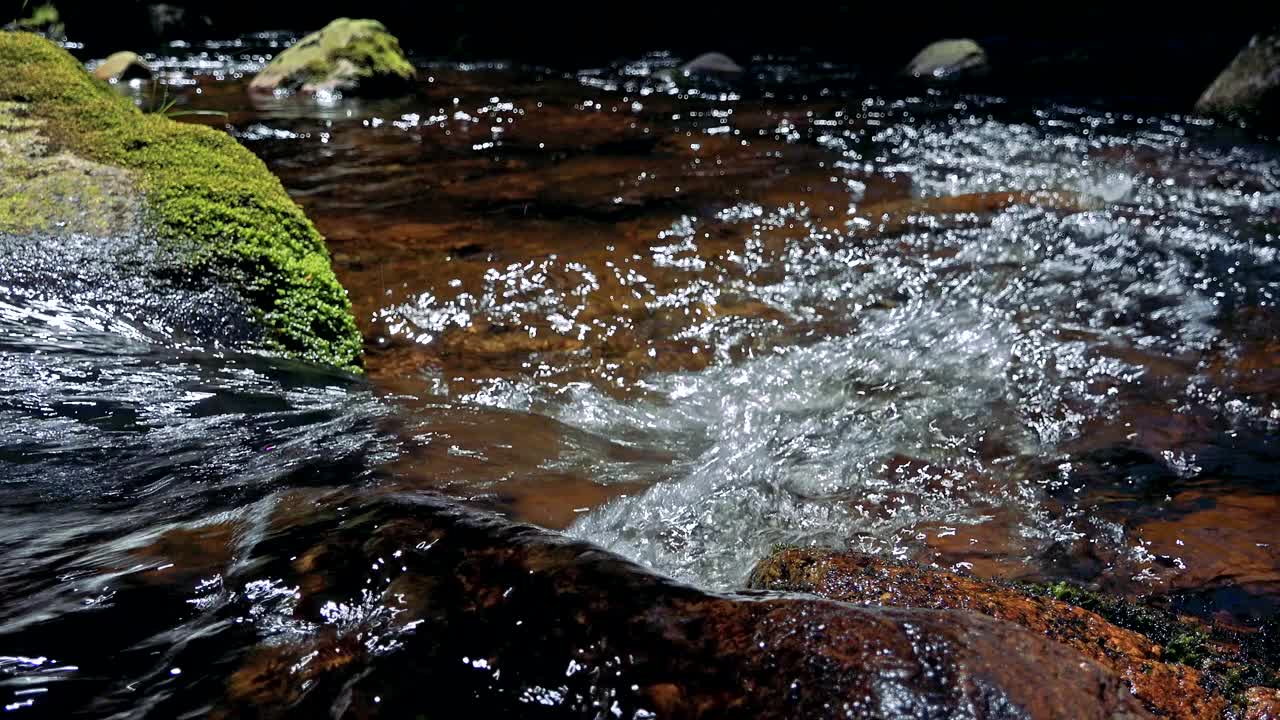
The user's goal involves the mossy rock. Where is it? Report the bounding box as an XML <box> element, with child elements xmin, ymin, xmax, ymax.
<box><xmin>1196</xmin><ymin>28</ymin><xmax>1280</xmax><ymax>130</ymax></box>
<box><xmin>0</xmin><ymin>99</ymin><xmax>141</xmax><ymax>236</ymax></box>
<box><xmin>0</xmin><ymin>32</ymin><xmax>362</xmax><ymax>371</ymax></box>
<box><xmin>249</xmin><ymin>18</ymin><xmax>415</xmax><ymax>96</ymax></box>
<box><xmin>905</xmin><ymin>38</ymin><xmax>988</xmax><ymax>80</ymax></box>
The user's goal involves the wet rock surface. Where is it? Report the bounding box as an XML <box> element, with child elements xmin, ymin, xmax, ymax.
<box><xmin>1246</xmin><ymin>687</ymin><xmax>1280</xmax><ymax>720</ymax></box>
<box><xmin>91</xmin><ymin>51</ymin><xmax>152</xmax><ymax>83</ymax></box>
<box><xmin>2</xmin><ymin>478</ymin><xmax>1154</xmax><ymax>717</ymax></box>
<box><xmin>750</xmin><ymin>548</ymin><xmax>1280</xmax><ymax>719</ymax></box>
<box><xmin>204</xmin><ymin>494</ymin><xmax>1150</xmax><ymax>719</ymax></box>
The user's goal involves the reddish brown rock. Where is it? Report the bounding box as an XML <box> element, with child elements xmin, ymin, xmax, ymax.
<box><xmin>210</xmin><ymin>493</ymin><xmax>1149</xmax><ymax>719</ymax></box>
<box><xmin>1246</xmin><ymin>686</ymin><xmax>1280</xmax><ymax>720</ymax></box>
<box><xmin>749</xmin><ymin>548</ymin><xmax>1225</xmax><ymax>719</ymax></box>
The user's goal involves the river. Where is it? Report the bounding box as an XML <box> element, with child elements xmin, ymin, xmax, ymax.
<box><xmin>2</xmin><ymin>33</ymin><xmax>1279</xmax><ymax>717</ymax></box>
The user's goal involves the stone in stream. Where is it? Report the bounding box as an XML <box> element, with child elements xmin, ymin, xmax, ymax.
<box><xmin>1246</xmin><ymin>687</ymin><xmax>1280</xmax><ymax>720</ymax></box>
<box><xmin>1196</xmin><ymin>28</ymin><xmax>1280</xmax><ymax>129</ymax></box>
<box><xmin>749</xmin><ymin>547</ymin><xmax>1280</xmax><ymax>719</ymax></box>
<box><xmin>91</xmin><ymin>51</ymin><xmax>153</xmax><ymax>83</ymax></box>
<box><xmin>905</xmin><ymin>38</ymin><xmax>989</xmax><ymax>80</ymax></box>
<box><xmin>249</xmin><ymin>18</ymin><xmax>416</xmax><ymax>96</ymax></box>
<box><xmin>681</xmin><ymin>51</ymin><xmax>744</xmax><ymax>75</ymax></box>
<box><xmin>0</xmin><ymin>32</ymin><xmax>362</xmax><ymax>370</ymax></box>
<box><xmin>196</xmin><ymin>492</ymin><xmax>1150</xmax><ymax>719</ymax></box>
<box><xmin>650</xmin><ymin>52</ymin><xmax>743</xmax><ymax>85</ymax></box>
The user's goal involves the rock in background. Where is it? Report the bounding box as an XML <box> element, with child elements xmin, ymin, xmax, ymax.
<box><xmin>904</xmin><ymin>38</ymin><xmax>988</xmax><ymax>80</ymax></box>
<box><xmin>1197</xmin><ymin>27</ymin><xmax>1280</xmax><ymax>130</ymax></box>
<box><xmin>680</xmin><ymin>51</ymin><xmax>743</xmax><ymax>75</ymax></box>
<box><xmin>249</xmin><ymin>18</ymin><xmax>415</xmax><ymax>96</ymax></box>
<box><xmin>91</xmin><ymin>51</ymin><xmax>152</xmax><ymax>82</ymax></box>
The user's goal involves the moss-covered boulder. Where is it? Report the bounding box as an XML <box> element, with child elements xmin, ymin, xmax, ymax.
<box><xmin>249</xmin><ymin>18</ymin><xmax>415</xmax><ymax>96</ymax></box>
<box><xmin>905</xmin><ymin>38</ymin><xmax>989</xmax><ymax>80</ymax></box>
<box><xmin>0</xmin><ymin>32</ymin><xmax>362</xmax><ymax>371</ymax></box>
<box><xmin>1196</xmin><ymin>28</ymin><xmax>1280</xmax><ymax>129</ymax></box>
<box><xmin>91</xmin><ymin>51</ymin><xmax>152</xmax><ymax>83</ymax></box>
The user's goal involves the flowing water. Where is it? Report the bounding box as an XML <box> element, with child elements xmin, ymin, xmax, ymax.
<box><xmin>3</xmin><ymin>34</ymin><xmax>1280</xmax><ymax>716</ymax></box>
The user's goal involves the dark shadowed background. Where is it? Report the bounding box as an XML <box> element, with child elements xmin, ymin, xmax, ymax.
<box><xmin>39</xmin><ymin>2</ymin><xmax>1280</xmax><ymax>107</ymax></box>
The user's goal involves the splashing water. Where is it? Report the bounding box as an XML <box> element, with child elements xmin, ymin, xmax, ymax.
<box><xmin>5</xmin><ymin>38</ymin><xmax>1280</xmax><ymax>716</ymax></box>
<box><xmin>454</xmin><ymin>98</ymin><xmax>1280</xmax><ymax>588</ymax></box>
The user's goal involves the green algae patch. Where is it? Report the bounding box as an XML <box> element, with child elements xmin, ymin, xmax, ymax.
<box><xmin>250</xmin><ymin>18</ymin><xmax>415</xmax><ymax>95</ymax></box>
<box><xmin>11</xmin><ymin>2</ymin><xmax>60</xmax><ymax>32</ymax></box>
<box><xmin>1028</xmin><ymin>580</ymin><xmax>1280</xmax><ymax>710</ymax></box>
<box><xmin>1038</xmin><ymin>581</ymin><xmax>1209</xmax><ymax>665</ymax></box>
<box><xmin>0</xmin><ymin>32</ymin><xmax>362</xmax><ymax>371</ymax></box>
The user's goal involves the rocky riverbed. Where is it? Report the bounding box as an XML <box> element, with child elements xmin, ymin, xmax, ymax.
<box><xmin>1</xmin><ymin>19</ymin><xmax>1279</xmax><ymax>719</ymax></box>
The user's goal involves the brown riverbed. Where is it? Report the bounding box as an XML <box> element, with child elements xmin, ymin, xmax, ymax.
<box><xmin>2</xmin><ymin>35</ymin><xmax>1279</xmax><ymax>718</ymax></box>
<box><xmin>177</xmin><ymin>52</ymin><xmax>1280</xmax><ymax>611</ymax></box>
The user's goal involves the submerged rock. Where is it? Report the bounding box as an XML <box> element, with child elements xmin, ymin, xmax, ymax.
<box><xmin>249</xmin><ymin>18</ymin><xmax>416</xmax><ymax>96</ymax></box>
<box><xmin>91</xmin><ymin>51</ymin><xmax>152</xmax><ymax>83</ymax></box>
<box><xmin>202</xmin><ymin>492</ymin><xmax>1149</xmax><ymax>719</ymax></box>
<box><xmin>905</xmin><ymin>38</ymin><xmax>989</xmax><ymax>80</ymax></box>
<box><xmin>1196</xmin><ymin>28</ymin><xmax>1280</xmax><ymax>129</ymax></box>
<box><xmin>0</xmin><ymin>32</ymin><xmax>362</xmax><ymax>370</ymax></box>
<box><xmin>750</xmin><ymin>548</ymin><xmax>1280</xmax><ymax>719</ymax></box>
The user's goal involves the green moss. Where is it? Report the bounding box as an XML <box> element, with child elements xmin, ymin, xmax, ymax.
<box><xmin>0</xmin><ymin>32</ymin><xmax>362</xmax><ymax>370</ymax></box>
<box><xmin>14</xmin><ymin>2</ymin><xmax>58</xmax><ymax>29</ymax></box>
<box><xmin>1163</xmin><ymin>628</ymin><xmax>1210</xmax><ymax>666</ymax></box>
<box><xmin>1040</xmin><ymin>581</ymin><xmax>1208</xmax><ymax>664</ymax></box>
<box><xmin>0</xmin><ymin>109</ymin><xmax>140</xmax><ymax>235</ymax></box>
<box><xmin>1022</xmin><ymin>580</ymin><xmax>1280</xmax><ymax>714</ymax></box>
<box><xmin>252</xmin><ymin>18</ymin><xmax>414</xmax><ymax>94</ymax></box>
<box><xmin>1217</xmin><ymin>662</ymin><xmax>1280</xmax><ymax>708</ymax></box>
